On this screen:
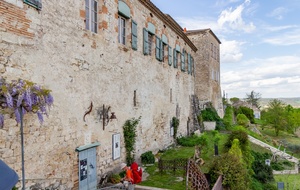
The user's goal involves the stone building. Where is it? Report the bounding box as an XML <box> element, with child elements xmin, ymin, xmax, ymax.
<box><xmin>0</xmin><ymin>0</ymin><xmax>222</xmax><ymax>189</ymax></box>
<box><xmin>186</xmin><ymin>29</ymin><xmax>223</xmax><ymax>117</ymax></box>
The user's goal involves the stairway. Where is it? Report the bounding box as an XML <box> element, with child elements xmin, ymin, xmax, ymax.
<box><xmin>248</xmin><ymin>135</ymin><xmax>299</xmax><ymax>174</ymax></box>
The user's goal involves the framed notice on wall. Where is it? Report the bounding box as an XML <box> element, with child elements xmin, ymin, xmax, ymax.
<box><xmin>112</xmin><ymin>133</ymin><xmax>121</xmax><ymax>160</ymax></box>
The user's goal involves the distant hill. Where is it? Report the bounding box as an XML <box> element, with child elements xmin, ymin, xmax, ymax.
<box><xmin>259</xmin><ymin>97</ymin><xmax>300</xmax><ymax>109</ymax></box>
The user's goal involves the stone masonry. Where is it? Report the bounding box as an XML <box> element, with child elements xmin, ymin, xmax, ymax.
<box><xmin>186</xmin><ymin>29</ymin><xmax>224</xmax><ymax>118</ymax></box>
<box><xmin>0</xmin><ymin>0</ymin><xmax>222</xmax><ymax>189</ymax></box>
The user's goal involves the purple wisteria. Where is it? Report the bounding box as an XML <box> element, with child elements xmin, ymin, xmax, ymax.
<box><xmin>0</xmin><ymin>78</ymin><xmax>54</xmax><ymax>128</ymax></box>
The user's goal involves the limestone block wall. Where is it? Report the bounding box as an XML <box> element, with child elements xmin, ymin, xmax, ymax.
<box><xmin>0</xmin><ymin>0</ymin><xmax>196</xmax><ymax>188</ymax></box>
<box><xmin>187</xmin><ymin>30</ymin><xmax>224</xmax><ymax>117</ymax></box>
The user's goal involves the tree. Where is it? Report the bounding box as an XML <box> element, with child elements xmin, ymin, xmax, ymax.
<box><xmin>285</xmin><ymin>105</ymin><xmax>300</xmax><ymax>133</ymax></box>
<box><xmin>262</xmin><ymin>99</ymin><xmax>286</xmax><ymax>136</ymax></box>
<box><xmin>236</xmin><ymin>114</ymin><xmax>250</xmax><ymax>127</ymax></box>
<box><xmin>230</xmin><ymin>97</ymin><xmax>240</xmax><ymax>104</ymax></box>
<box><xmin>245</xmin><ymin>90</ymin><xmax>261</xmax><ymax>108</ymax></box>
<box><xmin>0</xmin><ymin>78</ymin><xmax>53</xmax><ymax>127</ymax></box>
<box><xmin>209</xmin><ymin>153</ymin><xmax>250</xmax><ymax>190</ymax></box>
<box><xmin>0</xmin><ymin>78</ymin><xmax>53</xmax><ymax>190</ymax></box>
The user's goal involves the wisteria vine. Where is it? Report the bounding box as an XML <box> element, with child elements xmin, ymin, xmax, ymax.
<box><xmin>0</xmin><ymin>78</ymin><xmax>54</xmax><ymax>128</ymax></box>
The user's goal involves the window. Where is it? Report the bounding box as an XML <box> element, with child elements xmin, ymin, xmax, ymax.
<box><xmin>85</xmin><ymin>0</ymin><xmax>98</xmax><ymax>33</ymax></box>
<box><xmin>181</xmin><ymin>49</ymin><xmax>186</xmax><ymax>72</ymax></box>
<box><xmin>173</xmin><ymin>48</ymin><xmax>178</xmax><ymax>68</ymax></box>
<box><xmin>155</xmin><ymin>36</ymin><xmax>162</xmax><ymax>61</ymax></box>
<box><xmin>214</xmin><ymin>46</ymin><xmax>217</xmax><ymax>60</ymax></box>
<box><xmin>24</xmin><ymin>0</ymin><xmax>42</xmax><ymax>10</ymax></box>
<box><xmin>143</xmin><ymin>23</ymin><xmax>156</xmax><ymax>55</ymax></box>
<box><xmin>148</xmin><ymin>33</ymin><xmax>153</xmax><ymax>55</ymax></box>
<box><xmin>211</xmin><ymin>43</ymin><xmax>213</xmax><ymax>58</ymax></box>
<box><xmin>162</xmin><ymin>43</ymin><xmax>167</xmax><ymax>62</ymax></box>
<box><xmin>118</xmin><ymin>16</ymin><xmax>126</xmax><ymax>45</ymax></box>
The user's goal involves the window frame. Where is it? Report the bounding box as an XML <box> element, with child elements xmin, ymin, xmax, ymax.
<box><xmin>85</xmin><ymin>0</ymin><xmax>98</xmax><ymax>33</ymax></box>
<box><xmin>118</xmin><ymin>16</ymin><xmax>126</xmax><ymax>45</ymax></box>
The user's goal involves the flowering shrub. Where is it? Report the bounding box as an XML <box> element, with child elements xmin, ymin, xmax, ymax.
<box><xmin>0</xmin><ymin>78</ymin><xmax>53</xmax><ymax>128</ymax></box>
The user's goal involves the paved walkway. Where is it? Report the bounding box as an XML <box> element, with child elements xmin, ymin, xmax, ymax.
<box><xmin>248</xmin><ymin>135</ymin><xmax>299</xmax><ymax>174</ymax></box>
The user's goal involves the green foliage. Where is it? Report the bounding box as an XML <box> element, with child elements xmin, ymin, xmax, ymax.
<box><xmin>211</xmin><ymin>130</ymin><xmax>221</xmax><ymax>144</ymax></box>
<box><xmin>209</xmin><ymin>153</ymin><xmax>250</xmax><ymax>190</ymax></box>
<box><xmin>172</xmin><ymin>117</ymin><xmax>179</xmax><ymax>139</ymax></box>
<box><xmin>235</xmin><ymin>106</ymin><xmax>255</xmax><ymax>124</ymax></box>
<box><xmin>223</xmin><ymin>106</ymin><xmax>234</xmax><ymax>129</ymax></box>
<box><xmin>225</xmin><ymin>130</ymin><xmax>254</xmax><ymax>174</ymax></box>
<box><xmin>230</xmin><ymin>97</ymin><xmax>240</xmax><ymax>104</ymax></box>
<box><xmin>177</xmin><ymin>134</ymin><xmax>208</xmax><ymax>147</ymax></box>
<box><xmin>141</xmin><ymin>151</ymin><xmax>155</xmax><ymax>164</ymax></box>
<box><xmin>261</xmin><ymin>99</ymin><xmax>286</xmax><ymax>136</ymax></box>
<box><xmin>224</xmin><ymin>130</ymin><xmax>249</xmax><ymax>151</ymax></box>
<box><xmin>228</xmin><ymin>139</ymin><xmax>243</xmax><ymax>162</ymax></box>
<box><xmin>108</xmin><ymin>173</ymin><xmax>121</xmax><ymax>184</ymax></box>
<box><xmin>237</xmin><ymin>113</ymin><xmax>250</xmax><ymax>127</ymax></box>
<box><xmin>123</xmin><ymin>117</ymin><xmax>141</xmax><ymax>165</ymax></box>
<box><xmin>200</xmin><ymin>107</ymin><xmax>221</xmax><ymax>122</ymax></box>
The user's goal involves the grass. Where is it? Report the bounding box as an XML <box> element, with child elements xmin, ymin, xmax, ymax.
<box><xmin>139</xmin><ymin>163</ymin><xmax>186</xmax><ymax>190</ymax></box>
<box><xmin>139</xmin><ymin>126</ymin><xmax>300</xmax><ymax>189</ymax></box>
<box><xmin>273</xmin><ymin>174</ymin><xmax>300</xmax><ymax>190</ymax></box>
<box><xmin>258</xmin><ymin>126</ymin><xmax>300</xmax><ymax>158</ymax></box>
<box><xmin>139</xmin><ymin>132</ymin><xmax>229</xmax><ymax>189</ymax></box>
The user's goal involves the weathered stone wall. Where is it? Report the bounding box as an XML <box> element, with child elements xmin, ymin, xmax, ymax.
<box><xmin>187</xmin><ymin>30</ymin><xmax>224</xmax><ymax>118</ymax></box>
<box><xmin>0</xmin><ymin>0</ymin><xmax>195</xmax><ymax>188</ymax></box>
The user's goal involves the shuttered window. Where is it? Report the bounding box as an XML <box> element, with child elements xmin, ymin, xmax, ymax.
<box><xmin>181</xmin><ymin>49</ymin><xmax>185</xmax><ymax>72</ymax></box>
<box><xmin>131</xmin><ymin>21</ymin><xmax>138</xmax><ymax>50</ymax></box>
<box><xmin>156</xmin><ymin>36</ymin><xmax>162</xmax><ymax>61</ymax></box>
<box><xmin>173</xmin><ymin>48</ymin><xmax>178</xmax><ymax>68</ymax></box>
<box><xmin>143</xmin><ymin>28</ymin><xmax>149</xmax><ymax>55</ymax></box>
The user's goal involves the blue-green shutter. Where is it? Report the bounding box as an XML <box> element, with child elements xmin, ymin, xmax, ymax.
<box><xmin>156</xmin><ymin>36</ymin><xmax>162</xmax><ymax>61</ymax></box>
<box><xmin>188</xmin><ymin>53</ymin><xmax>191</xmax><ymax>74</ymax></box>
<box><xmin>24</xmin><ymin>0</ymin><xmax>42</xmax><ymax>10</ymax></box>
<box><xmin>131</xmin><ymin>21</ymin><xmax>137</xmax><ymax>50</ymax></box>
<box><xmin>173</xmin><ymin>48</ymin><xmax>177</xmax><ymax>68</ymax></box>
<box><xmin>168</xmin><ymin>45</ymin><xmax>172</xmax><ymax>66</ymax></box>
<box><xmin>143</xmin><ymin>28</ymin><xmax>149</xmax><ymax>55</ymax></box>
<box><xmin>191</xmin><ymin>56</ymin><xmax>194</xmax><ymax>75</ymax></box>
<box><xmin>181</xmin><ymin>49</ymin><xmax>185</xmax><ymax>72</ymax></box>
<box><xmin>118</xmin><ymin>1</ymin><xmax>130</xmax><ymax>18</ymax></box>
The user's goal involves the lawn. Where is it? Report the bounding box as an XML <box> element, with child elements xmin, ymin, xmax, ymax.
<box><xmin>273</xmin><ymin>174</ymin><xmax>300</xmax><ymax>190</ymax></box>
<box><xmin>257</xmin><ymin>126</ymin><xmax>300</xmax><ymax>158</ymax></box>
<box><xmin>139</xmin><ymin>132</ymin><xmax>229</xmax><ymax>189</ymax></box>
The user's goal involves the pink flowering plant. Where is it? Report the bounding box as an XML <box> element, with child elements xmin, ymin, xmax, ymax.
<box><xmin>0</xmin><ymin>77</ymin><xmax>53</xmax><ymax>128</ymax></box>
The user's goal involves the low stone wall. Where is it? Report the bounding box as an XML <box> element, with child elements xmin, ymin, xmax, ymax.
<box><xmin>203</xmin><ymin>121</ymin><xmax>216</xmax><ymax>131</ymax></box>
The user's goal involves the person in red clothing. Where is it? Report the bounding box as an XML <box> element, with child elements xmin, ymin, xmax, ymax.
<box><xmin>120</xmin><ymin>163</ymin><xmax>133</xmax><ymax>183</ymax></box>
<box><xmin>130</xmin><ymin>162</ymin><xmax>142</xmax><ymax>184</ymax></box>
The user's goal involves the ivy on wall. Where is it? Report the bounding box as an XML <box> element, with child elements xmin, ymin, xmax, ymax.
<box><xmin>123</xmin><ymin>116</ymin><xmax>141</xmax><ymax>165</ymax></box>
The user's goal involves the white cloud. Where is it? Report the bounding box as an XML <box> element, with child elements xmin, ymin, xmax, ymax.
<box><xmin>221</xmin><ymin>56</ymin><xmax>300</xmax><ymax>98</ymax></box>
<box><xmin>267</xmin><ymin>7</ymin><xmax>288</xmax><ymax>20</ymax></box>
<box><xmin>220</xmin><ymin>39</ymin><xmax>245</xmax><ymax>63</ymax></box>
<box><xmin>264</xmin><ymin>28</ymin><xmax>300</xmax><ymax>45</ymax></box>
<box><xmin>263</xmin><ymin>25</ymin><xmax>298</xmax><ymax>32</ymax></box>
<box><xmin>217</xmin><ymin>0</ymin><xmax>255</xmax><ymax>33</ymax></box>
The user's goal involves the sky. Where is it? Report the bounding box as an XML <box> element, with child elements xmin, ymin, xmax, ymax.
<box><xmin>150</xmin><ymin>0</ymin><xmax>300</xmax><ymax>99</ymax></box>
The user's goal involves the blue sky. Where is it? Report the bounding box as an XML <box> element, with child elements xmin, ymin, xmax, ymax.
<box><xmin>151</xmin><ymin>0</ymin><xmax>300</xmax><ymax>98</ymax></box>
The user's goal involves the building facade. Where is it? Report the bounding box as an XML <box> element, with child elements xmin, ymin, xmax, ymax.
<box><xmin>0</xmin><ymin>0</ymin><xmax>221</xmax><ymax>189</ymax></box>
<box><xmin>186</xmin><ymin>29</ymin><xmax>224</xmax><ymax>117</ymax></box>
